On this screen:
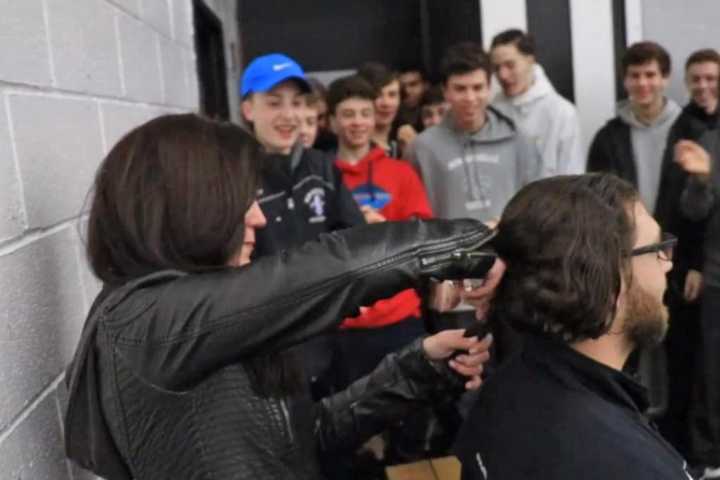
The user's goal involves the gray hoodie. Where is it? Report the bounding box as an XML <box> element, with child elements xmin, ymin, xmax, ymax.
<box><xmin>410</xmin><ymin>106</ymin><xmax>542</xmax><ymax>222</ymax></box>
<box><xmin>492</xmin><ymin>64</ymin><xmax>584</xmax><ymax>177</ymax></box>
<box><xmin>617</xmin><ymin>99</ymin><xmax>681</xmax><ymax>211</ymax></box>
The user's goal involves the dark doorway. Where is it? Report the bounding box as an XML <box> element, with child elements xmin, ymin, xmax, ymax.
<box><xmin>194</xmin><ymin>0</ymin><xmax>230</xmax><ymax>120</ymax></box>
<box><xmin>238</xmin><ymin>1</ymin><xmax>481</xmax><ymax>80</ymax></box>
<box><xmin>526</xmin><ymin>0</ymin><xmax>575</xmax><ymax>102</ymax></box>
<box><xmin>612</xmin><ymin>0</ymin><xmax>628</xmax><ymax>100</ymax></box>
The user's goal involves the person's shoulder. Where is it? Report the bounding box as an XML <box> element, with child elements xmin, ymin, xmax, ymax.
<box><xmin>591</xmin><ymin>116</ymin><xmax>625</xmax><ymax>142</ymax></box>
<box><xmin>546</xmin><ymin>92</ymin><xmax>579</xmax><ymax>117</ymax></box>
<box><xmin>415</xmin><ymin>123</ymin><xmax>451</xmax><ymax>149</ymax></box>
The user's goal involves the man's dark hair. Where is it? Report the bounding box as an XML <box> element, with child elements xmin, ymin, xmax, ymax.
<box><xmin>490</xmin><ymin>29</ymin><xmax>536</xmax><ymax>56</ymax></box>
<box><xmin>357</xmin><ymin>61</ymin><xmax>399</xmax><ymax>91</ymax></box>
<box><xmin>490</xmin><ymin>173</ymin><xmax>639</xmax><ymax>343</ymax></box>
<box><xmin>399</xmin><ymin>63</ymin><xmax>427</xmax><ymax>77</ymax></box>
<box><xmin>326</xmin><ymin>74</ymin><xmax>378</xmax><ymax>115</ymax></box>
<box><xmin>419</xmin><ymin>84</ymin><xmax>445</xmax><ymax>108</ymax></box>
<box><xmin>622</xmin><ymin>41</ymin><xmax>671</xmax><ymax>77</ymax></box>
<box><xmin>685</xmin><ymin>48</ymin><xmax>720</xmax><ymax>71</ymax></box>
<box><xmin>87</xmin><ymin>113</ymin><xmax>260</xmax><ymax>285</ymax></box>
<box><xmin>439</xmin><ymin>41</ymin><xmax>492</xmax><ymax>84</ymax></box>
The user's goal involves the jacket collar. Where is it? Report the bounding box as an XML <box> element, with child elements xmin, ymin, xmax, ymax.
<box><xmin>523</xmin><ymin>334</ymin><xmax>650</xmax><ymax>414</ymax></box>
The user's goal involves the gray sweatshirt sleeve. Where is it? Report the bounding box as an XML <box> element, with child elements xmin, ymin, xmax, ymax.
<box><xmin>680</xmin><ymin>175</ymin><xmax>717</xmax><ymax>221</ymax></box>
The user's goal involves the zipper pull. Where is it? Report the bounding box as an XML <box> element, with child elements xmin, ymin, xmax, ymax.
<box><xmin>287</xmin><ymin>197</ymin><xmax>295</xmax><ymax>210</ymax></box>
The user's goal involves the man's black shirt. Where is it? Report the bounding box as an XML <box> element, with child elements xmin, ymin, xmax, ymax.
<box><xmin>454</xmin><ymin>335</ymin><xmax>693</xmax><ymax>479</ymax></box>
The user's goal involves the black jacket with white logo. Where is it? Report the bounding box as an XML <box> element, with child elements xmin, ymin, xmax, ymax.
<box><xmin>454</xmin><ymin>334</ymin><xmax>694</xmax><ymax>480</ymax></box>
<box><xmin>254</xmin><ymin>147</ymin><xmax>365</xmax><ymax>258</ymax></box>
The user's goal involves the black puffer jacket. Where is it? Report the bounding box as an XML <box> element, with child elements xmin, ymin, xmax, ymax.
<box><xmin>64</xmin><ymin>219</ymin><xmax>494</xmax><ymax>480</ymax></box>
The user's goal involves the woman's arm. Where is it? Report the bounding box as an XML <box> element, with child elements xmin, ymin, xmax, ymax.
<box><xmin>315</xmin><ymin>330</ymin><xmax>491</xmax><ymax>453</ymax></box>
<box><xmin>107</xmin><ymin>219</ymin><xmax>493</xmax><ymax>390</ymax></box>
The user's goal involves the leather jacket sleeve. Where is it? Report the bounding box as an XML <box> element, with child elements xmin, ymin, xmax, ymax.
<box><xmin>315</xmin><ymin>337</ymin><xmax>464</xmax><ymax>454</ymax></box>
<box><xmin>104</xmin><ymin>219</ymin><xmax>493</xmax><ymax>391</ymax></box>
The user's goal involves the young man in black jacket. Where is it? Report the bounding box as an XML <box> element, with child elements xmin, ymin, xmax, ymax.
<box><xmin>454</xmin><ymin>173</ymin><xmax>694</xmax><ymax>479</ymax></box>
<box><xmin>654</xmin><ymin>49</ymin><xmax>720</xmax><ymax>463</ymax></box>
<box><xmin>240</xmin><ymin>53</ymin><xmax>365</xmax><ymax>398</ymax></box>
<box><xmin>587</xmin><ymin>41</ymin><xmax>681</xmax><ymax>212</ymax></box>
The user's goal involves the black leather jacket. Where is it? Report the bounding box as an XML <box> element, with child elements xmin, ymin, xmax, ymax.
<box><xmin>65</xmin><ymin>219</ymin><xmax>494</xmax><ymax>480</ymax></box>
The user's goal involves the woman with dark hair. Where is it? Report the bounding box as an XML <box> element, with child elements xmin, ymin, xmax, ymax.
<box><xmin>63</xmin><ymin>113</ymin><xmax>496</xmax><ymax>480</ymax></box>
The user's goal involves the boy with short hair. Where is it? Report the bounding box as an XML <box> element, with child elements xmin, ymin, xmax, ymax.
<box><xmin>490</xmin><ymin>29</ymin><xmax>583</xmax><ymax>176</ymax></box>
<box><xmin>409</xmin><ymin>42</ymin><xmax>542</xmax><ymax>224</ymax></box>
<box><xmin>418</xmin><ymin>85</ymin><xmax>449</xmax><ymax>131</ymax></box>
<box><xmin>587</xmin><ymin>41</ymin><xmax>681</xmax><ymax>213</ymax></box>
<box><xmin>327</xmin><ymin>73</ymin><xmax>432</xmax><ymax>345</ymax></box>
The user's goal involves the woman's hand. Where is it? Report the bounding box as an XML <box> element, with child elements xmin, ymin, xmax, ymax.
<box><xmin>423</xmin><ymin>329</ymin><xmax>493</xmax><ymax>390</ymax></box>
<box><xmin>675</xmin><ymin>140</ymin><xmax>712</xmax><ymax>179</ymax></box>
<box><xmin>461</xmin><ymin>258</ymin><xmax>507</xmax><ymax>320</ymax></box>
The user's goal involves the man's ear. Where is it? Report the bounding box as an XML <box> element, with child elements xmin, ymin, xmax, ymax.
<box><xmin>241</xmin><ymin>98</ymin><xmax>255</xmax><ymax>123</ymax></box>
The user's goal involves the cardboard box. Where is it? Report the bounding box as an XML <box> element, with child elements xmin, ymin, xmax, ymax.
<box><xmin>385</xmin><ymin>456</ymin><xmax>461</xmax><ymax>480</ymax></box>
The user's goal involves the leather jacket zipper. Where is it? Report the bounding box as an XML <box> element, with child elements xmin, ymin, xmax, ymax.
<box><xmin>419</xmin><ymin>230</ymin><xmax>495</xmax><ymax>269</ymax></box>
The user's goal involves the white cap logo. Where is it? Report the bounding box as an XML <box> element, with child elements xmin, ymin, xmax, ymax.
<box><xmin>272</xmin><ymin>62</ymin><xmax>293</xmax><ymax>72</ymax></box>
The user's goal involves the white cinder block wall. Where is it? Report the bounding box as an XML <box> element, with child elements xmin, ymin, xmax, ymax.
<box><xmin>0</xmin><ymin>1</ymin><xmax>240</xmax><ymax>478</ymax></box>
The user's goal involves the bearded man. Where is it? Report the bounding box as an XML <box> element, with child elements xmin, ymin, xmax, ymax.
<box><xmin>454</xmin><ymin>173</ymin><xmax>693</xmax><ymax>479</ymax></box>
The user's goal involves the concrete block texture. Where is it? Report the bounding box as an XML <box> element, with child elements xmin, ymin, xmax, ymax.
<box><xmin>0</xmin><ymin>97</ymin><xmax>25</xmax><ymax>242</ymax></box>
<box><xmin>71</xmin><ymin>220</ymin><xmax>102</xmax><ymax>314</ymax></box>
<box><xmin>0</xmin><ymin>228</ymin><xmax>86</xmax><ymax>434</ymax></box>
<box><xmin>172</xmin><ymin>0</ymin><xmax>194</xmax><ymax>47</ymax></box>
<box><xmin>185</xmin><ymin>50</ymin><xmax>200</xmax><ymax>111</ymax></box>
<box><xmin>100</xmin><ymin>101</ymin><xmax>154</xmax><ymax>153</ymax></box>
<box><xmin>117</xmin><ymin>12</ymin><xmax>163</xmax><ymax>103</ymax></box>
<box><xmin>46</xmin><ymin>0</ymin><xmax>122</xmax><ymax>97</ymax></box>
<box><xmin>0</xmin><ymin>392</ymin><xmax>70</xmax><ymax>480</ymax></box>
<box><xmin>141</xmin><ymin>0</ymin><xmax>172</xmax><ymax>38</ymax></box>
<box><xmin>107</xmin><ymin>0</ymin><xmax>140</xmax><ymax>17</ymax></box>
<box><xmin>9</xmin><ymin>93</ymin><xmax>103</xmax><ymax>228</ymax></box>
<box><xmin>0</xmin><ymin>0</ymin><xmax>53</xmax><ymax>86</ymax></box>
<box><xmin>159</xmin><ymin>36</ymin><xmax>189</xmax><ymax>106</ymax></box>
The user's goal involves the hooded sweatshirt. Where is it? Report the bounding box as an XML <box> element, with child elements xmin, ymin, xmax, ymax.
<box><xmin>336</xmin><ymin>147</ymin><xmax>433</xmax><ymax>328</ymax></box>
<box><xmin>492</xmin><ymin>64</ymin><xmax>584</xmax><ymax>177</ymax></box>
<box><xmin>410</xmin><ymin>106</ymin><xmax>542</xmax><ymax>222</ymax></box>
<box><xmin>588</xmin><ymin>99</ymin><xmax>681</xmax><ymax>212</ymax></box>
<box><xmin>617</xmin><ymin>99</ymin><xmax>681</xmax><ymax>211</ymax></box>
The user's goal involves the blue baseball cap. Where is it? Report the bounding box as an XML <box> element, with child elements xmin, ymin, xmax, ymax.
<box><xmin>240</xmin><ymin>53</ymin><xmax>311</xmax><ymax>97</ymax></box>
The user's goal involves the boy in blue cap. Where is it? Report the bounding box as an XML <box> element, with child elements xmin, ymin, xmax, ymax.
<box><xmin>240</xmin><ymin>53</ymin><xmax>364</xmax><ymax>399</ymax></box>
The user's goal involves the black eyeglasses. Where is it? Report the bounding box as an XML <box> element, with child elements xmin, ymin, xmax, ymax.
<box><xmin>631</xmin><ymin>233</ymin><xmax>677</xmax><ymax>261</ymax></box>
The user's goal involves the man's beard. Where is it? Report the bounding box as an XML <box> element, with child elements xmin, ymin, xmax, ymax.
<box><xmin>623</xmin><ymin>282</ymin><xmax>669</xmax><ymax>348</ymax></box>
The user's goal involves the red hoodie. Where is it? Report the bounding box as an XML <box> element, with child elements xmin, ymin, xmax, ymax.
<box><xmin>336</xmin><ymin>147</ymin><xmax>433</xmax><ymax>328</ymax></box>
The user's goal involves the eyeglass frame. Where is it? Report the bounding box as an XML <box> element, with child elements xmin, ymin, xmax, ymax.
<box><xmin>630</xmin><ymin>232</ymin><xmax>677</xmax><ymax>261</ymax></box>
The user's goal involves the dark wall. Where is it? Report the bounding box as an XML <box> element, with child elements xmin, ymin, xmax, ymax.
<box><xmin>239</xmin><ymin>1</ymin><xmax>422</xmax><ymax>71</ymax></box>
<box><xmin>425</xmin><ymin>0</ymin><xmax>482</xmax><ymax>79</ymax></box>
<box><xmin>526</xmin><ymin>0</ymin><xmax>575</xmax><ymax>102</ymax></box>
<box><xmin>238</xmin><ymin>1</ymin><xmax>482</xmax><ymax>77</ymax></box>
